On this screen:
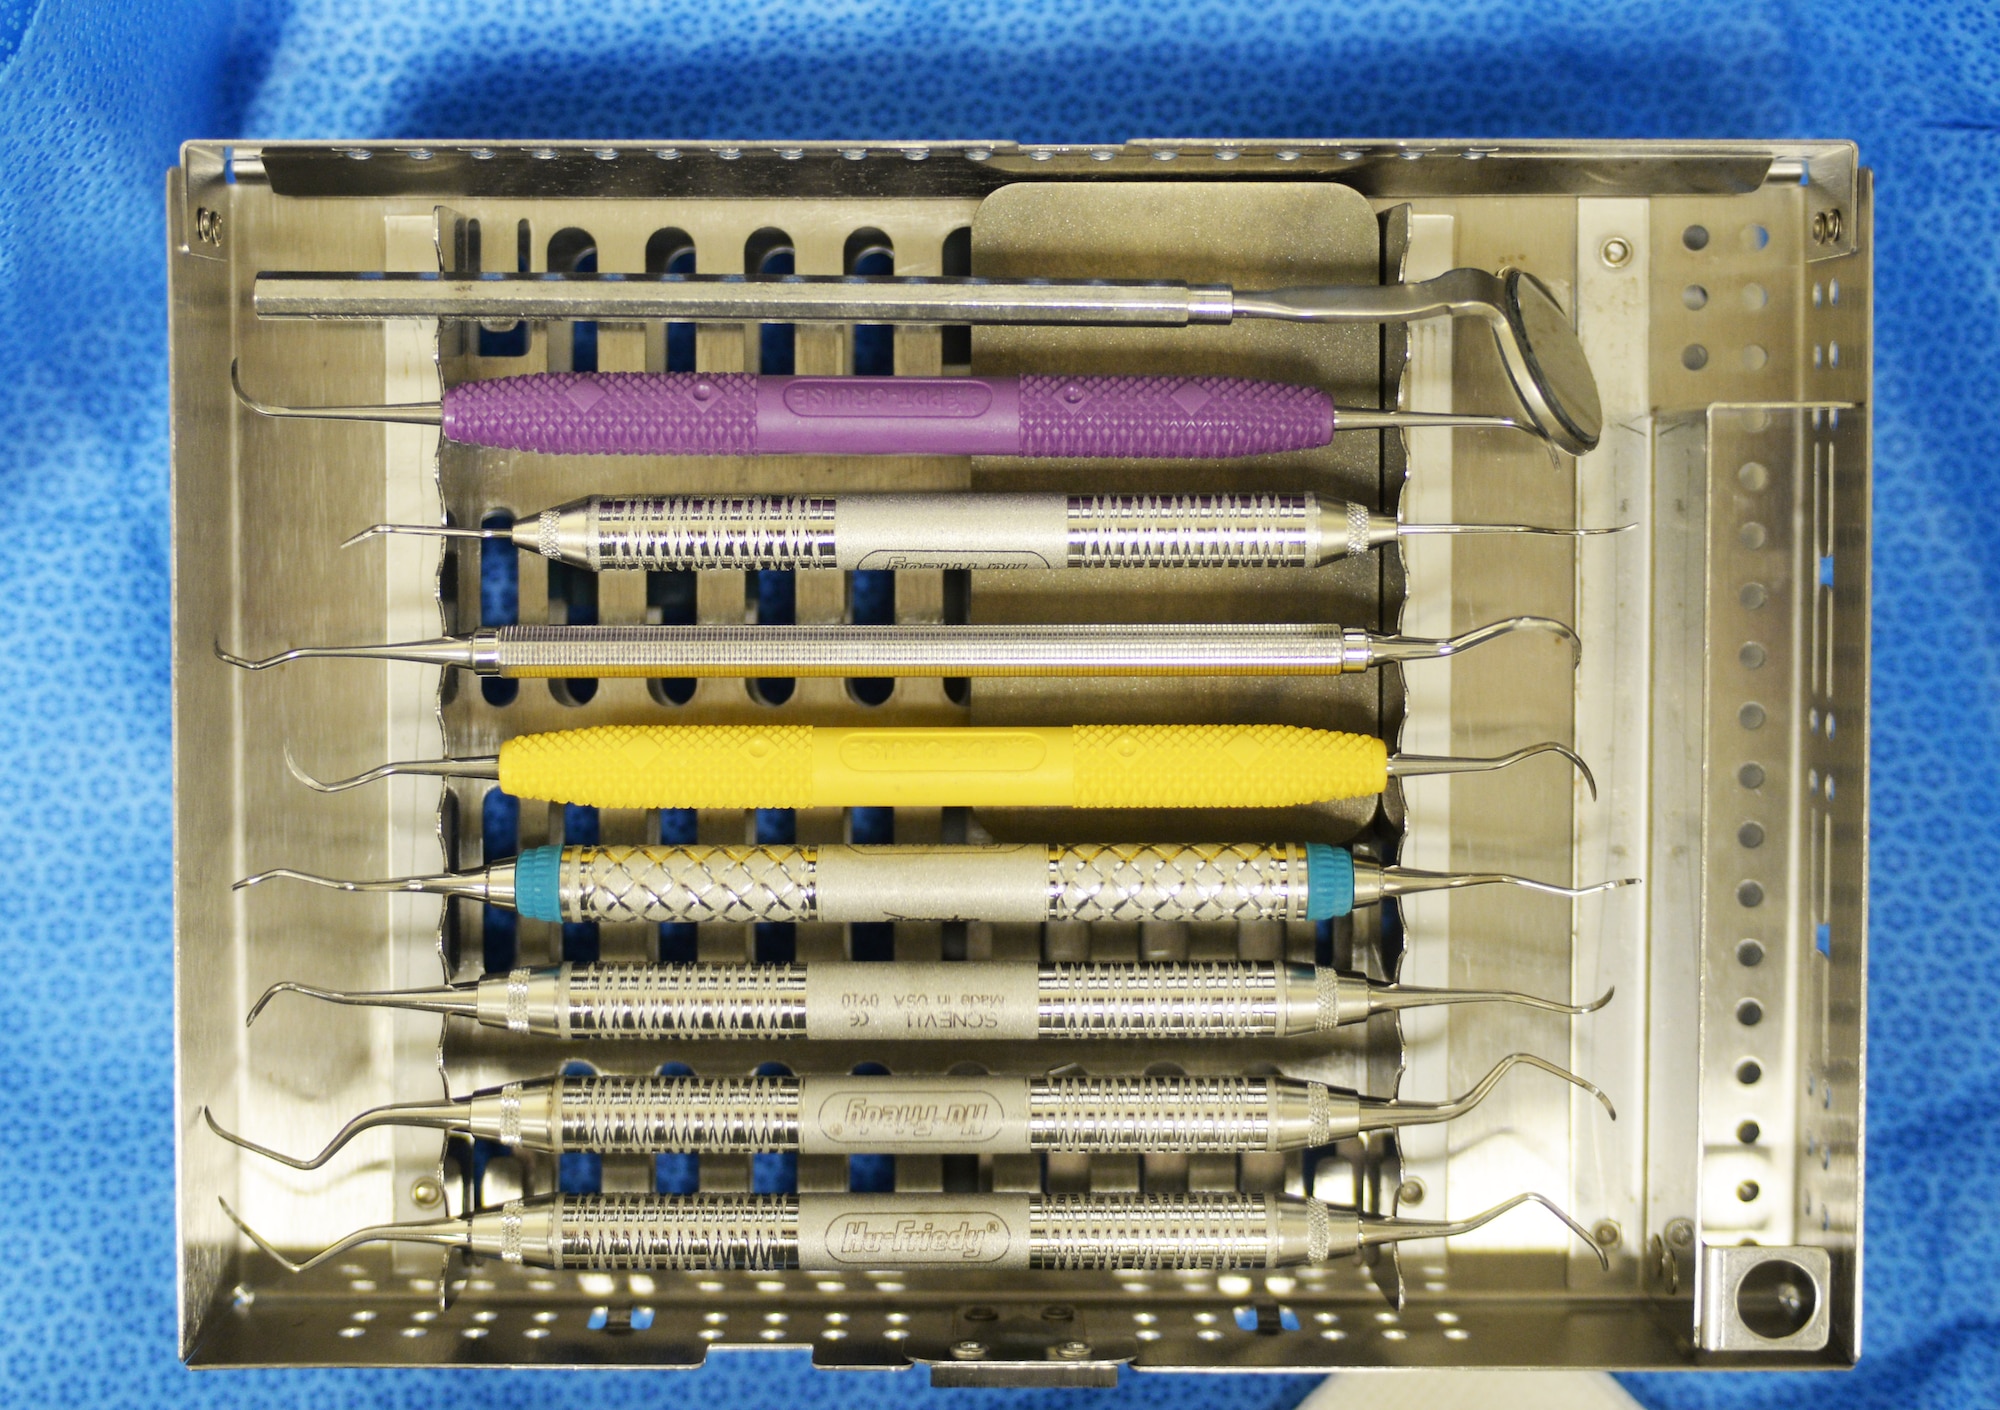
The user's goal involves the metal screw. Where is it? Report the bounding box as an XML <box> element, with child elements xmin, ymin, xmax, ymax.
<box><xmin>1041</xmin><ymin>1305</ymin><xmax>1075</xmax><ymax>1322</ymax></box>
<box><xmin>410</xmin><ymin>1176</ymin><xmax>445</xmax><ymax>1209</ymax></box>
<box><xmin>1395</xmin><ymin>1178</ymin><xmax>1426</xmax><ymax>1208</ymax></box>
<box><xmin>1592</xmin><ymin>1219</ymin><xmax>1622</xmax><ymax>1250</ymax></box>
<box><xmin>951</xmin><ymin>1339</ymin><xmax>989</xmax><ymax>1360</ymax></box>
<box><xmin>1054</xmin><ymin>1340</ymin><xmax>1094</xmax><ymax>1361</ymax></box>
<box><xmin>1665</xmin><ymin>1217</ymin><xmax>1696</xmax><ymax>1248</ymax></box>
<box><xmin>1599</xmin><ymin>237</ymin><xmax>1633</xmax><ymax>268</ymax></box>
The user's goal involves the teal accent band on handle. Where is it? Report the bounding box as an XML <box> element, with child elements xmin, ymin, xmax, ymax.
<box><xmin>1305</xmin><ymin>844</ymin><xmax>1355</xmax><ymax>921</ymax></box>
<box><xmin>514</xmin><ymin>846</ymin><xmax>564</xmax><ymax>922</ymax></box>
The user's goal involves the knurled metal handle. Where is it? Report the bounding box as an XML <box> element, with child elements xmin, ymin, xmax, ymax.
<box><xmin>553</xmin><ymin>842</ymin><xmax>1307</xmax><ymax>924</ymax></box>
<box><xmin>563</xmin><ymin>845</ymin><xmax>818</xmax><ymax>924</ymax></box>
<box><xmin>557</xmin><ymin>1194</ymin><xmax>798</xmax><ymax>1270</ymax></box>
<box><xmin>1030</xmin><ymin>1077</ymin><xmax>1276</xmax><ymax>1150</ymax></box>
<box><xmin>566</xmin><ymin>965</ymin><xmax>808</xmax><ymax>1037</ymax></box>
<box><xmin>1028</xmin><ymin>1193</ymin><xmax>1284</xmax><ymax>1269</ymax></box>
<box><xmin>1036</xmin><ymin>961</ymin><xmax>1285</xmax><ymax>1036</ymax></box>
<box><xmin>1065</xmin><ymin>492</ymin><xmax>1314</xmax><ymax>566</ymax></box>
<box><xmin>559</xmin><ymin>1076</ymin><xmax>802</xmax><ymax>1151</ymax></box>
<box><xmin>577</xmin><ymin>494</ymin><xmax>835</xmax><ymax>569</ymax></box>
<box><xmin>1052</xmin><ymin>843</ymin><xmax>1309</xmax><ymax>923</ymax></box>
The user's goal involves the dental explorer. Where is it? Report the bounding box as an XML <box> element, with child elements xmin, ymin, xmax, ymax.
<box><xmin>236</xmin><ymin>841</ymin><xmax>1638</xmax><ymax>927</ymax></box>
<box><xmin>342</xmin><ymin>492</ymin><xmax>1627</xmax><ymax>573</ymax></box>
<box><xmin>202</xmin><ymin>1054</ymin><xmax>1614</xmax><ymax>1169</ymax></box>
<box><xmin>217</xmin><ymin>617</ymin><xmax>1580</xmax><ymax>680</ymax></box>
<box><xmin>222</xmin><ymin>1189</ymin><xmax>1611</xmax><ymax>1276</ymax></box>
<box><xmin>281</xmin><ymin>722</ymin><xmax>1599</xmax><ymax>811</ymax></box>
<box><xmin>249</xmin><ymin>265</ymin><xmax>1603</xmax><ymax>453</ymax></box>
<box><xmin>247</xmin><ymin>960</ymin><xmax>1614</xmax><ymax>1040</ymax></box>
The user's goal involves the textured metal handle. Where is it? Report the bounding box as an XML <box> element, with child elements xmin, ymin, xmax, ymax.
<box><xmin>1028</xmin><ymin>1194</ymin><xmax>1293</xmax><ymax>1269</ymax></box>
<box><xmin>555</xmin><ymin>1194</ymin><xmax>798</xmax><ymax>1270</ymax></box>
<box><xmin>558</xmin><ymin>1076</ymin><xmax>801</xmax><ymax>1151</ymax></box>
<box><xmin>564</xmin><ymin>494</ymin><xmax>835</xmax><ymax>569</ymax></box>
<box><xmin>552</xmin><ymin>842</ymin><xmax>1310</xmax><ymax>924</ymax></box>
<box><xmin>1036</xmin><ymin>961</ymin><xmax>1286</xmax><ymax>1037</ymax></box>
<box><xmin>565</xmin><ymin>964</ymin><xmax>807</xmax><ymax>1037</ymax></box>
<box><xmin>1030</xmin><ymin>1077</ymin><xmax>1281</xmax><ymax>1151</ymax></box>
<box><xmin>555</xmin><ymin>492</ymin><xmax>1330</xmax><ymax>572</ymax></box>
<box><xmin>1064</xmin><ymin>492</ymin><xmax>1315</xmax><ymax>566</ymax></box>
<box><xmin>564</xmin><ymin>845</ymin><xmax>818</xmax><ymax>924</ymax></box>
<box><xmin>1051</xmin><ymin>843</ymin><xmax>1310</xmax><ymax>923</ymax></box>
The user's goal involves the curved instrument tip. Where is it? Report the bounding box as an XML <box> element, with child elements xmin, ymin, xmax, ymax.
<box><xmin>214</xmin><ymin>639</ymin><xmax>304</xmax><ymax>671</ymax></box>
<box><xmin>204</xmin><ymin>1106</ymin><xmax>336</xmax><ymax>1171</ymax></box>
<box><xmin>220</xmin><ymin>1196</ymin><xmax>307</xmax><ymax>1273</ymax></box>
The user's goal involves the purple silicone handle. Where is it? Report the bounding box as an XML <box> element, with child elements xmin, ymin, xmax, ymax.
<box><xmin>441</xmin><ymin>372</ymin><xmax>1334</xmax><ymax>459</ymax></box>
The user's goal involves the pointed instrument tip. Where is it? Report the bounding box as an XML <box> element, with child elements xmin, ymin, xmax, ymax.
<box><xmin>342</xmin><ymin>523</ymin><xmax>498</xmax><ymax>550</ymax></box>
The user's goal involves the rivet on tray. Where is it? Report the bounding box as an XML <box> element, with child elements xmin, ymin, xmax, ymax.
<box><xmin>651</xmin><ymin>148</ymin><xmax>681</xmax><ymax>161</ymax></box>
<box><xmin>903</xmin><ymin>147</ymin><xmax>930</xmax><ymax>161</ymax></box>
<box><xmin>1274</xmin><ymin>149</ymin><xmax>1302</xmax><ymax>161</ymax></box>
<box><xmin>716</xmin><ymin>148</ymin><xmax>742</xmax><ymax>161</ymax></box>
<box><xmin>839</xmin><ymin>147</ymin><xmax>867</xmax><ymax>161</ymax></box>
<box><xmin>965</xmin><ymin>147</ymin><xmax>993</xmax><ymax>161</ymax></box>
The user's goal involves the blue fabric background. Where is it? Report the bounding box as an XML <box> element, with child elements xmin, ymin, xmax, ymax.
<box><xmin>0</xmin><ymin>0</ymin><xmax>1991</xmax><ymax>1405</ymax></box>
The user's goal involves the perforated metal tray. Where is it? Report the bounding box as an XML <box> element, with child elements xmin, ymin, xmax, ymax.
<box><xmin>171</xmin><ymin>137</ymin><xmax>1869</xmax><ymax>1378</ymax></box>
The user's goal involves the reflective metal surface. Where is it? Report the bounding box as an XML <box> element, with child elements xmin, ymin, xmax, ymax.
<box><xmin>174</xmin><ymin>138</ymin><xmax>1869</xmax><ymax>1376</ymax></box>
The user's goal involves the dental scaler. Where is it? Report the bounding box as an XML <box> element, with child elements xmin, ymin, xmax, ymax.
<box><xmin>223</xmin><ymin>1190</ymin><xmax>1611</xmax><ymax>1276</ymax></box>
<box><xmin>342</xmin><ymin>492</ymin><xmax>1625</xmax><ymax>573</ymax></box>
<box><xmin>203</xmin><ymin>1055</ymin><xmax>1613</xmax><ymax>1169</ymax></box>
<box><xmin>247</xmin><ymin>960</ymin><xmax>1613</xmax><ymax>1041</ymax></box>
<box><xmin>236</xmin><ymin>841</ymin><xmax>1636</xmax><ymax>927</ymax></box>
<box><xmin>282</xmin><ymin>722</ymin><xmax>1598</xmax><ymax>811</ymax></box>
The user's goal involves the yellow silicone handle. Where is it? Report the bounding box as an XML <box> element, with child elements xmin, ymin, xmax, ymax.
<box><xmin>496</xmin><ymin>723</ymin><xmax>1389</xmax><ymax>810</ymax></box>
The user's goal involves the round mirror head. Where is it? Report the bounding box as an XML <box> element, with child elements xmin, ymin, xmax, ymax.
<box><xmin>1500</xmin><ymin>269</ymin><xmax>1603</xmax><ymax>456</ymax></box>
